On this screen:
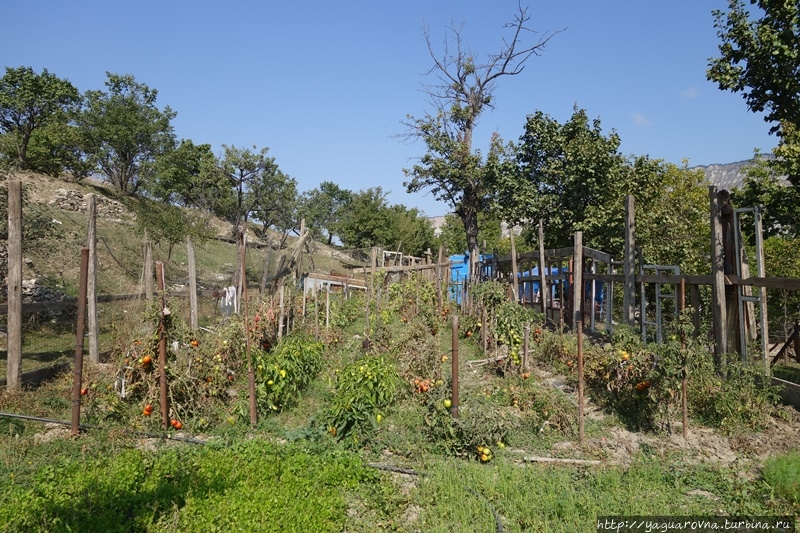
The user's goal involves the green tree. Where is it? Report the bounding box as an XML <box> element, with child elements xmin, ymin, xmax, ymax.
<box><xmin>126</xmin><ymin>196</ymin><xmax>215</xmax><ymax>261</ymax></box>
<box><xmin>77</xmin><ymin>73</ymin><xmax>176</xmax><ymax>194</ymax></box>
<box><xmin>0</xmin><ymin>66</ymin><xmax>80</xmax><ymax>171</ymax></box>
<box><xmin>298</xmin><ymin>181</ymin><xmax>353</xmax><ymax>245</ymax></box>
<box><xmin>708</xmin><ymin>0</ymin><xmax>800</xmax><ymax>206</ymax></box>
<box><xmin>437</xmin><ymin>212</ymin><xmax>506</xmax><ymax>256</ymax></box>
<box><xmin>148</xmin><ymin>139</ymin><xmax>224</xmax><ymax>209</ymax></box>
<box><xmin>337</xmin><ymin>187</ymin><xmax>434</xmax><ymax>256</ymax></box>
<box><xmin>403</xmin><ymin>6</ymin><xmax>560</xmax><ymax>280</ymax></box>
<box><xmin>498</xmin><ymin>107</ymin><xmax>709</xmax><ymax>273</ymax></box>
<box><xmin>213</xmin><ymin>145</ymin><xmax>295</xmax><ymax>237</ymax></box>
<box><xmin>734</xmin><ymin>153</ymin><xmax>800</xmax><ymax>239</ymax></box>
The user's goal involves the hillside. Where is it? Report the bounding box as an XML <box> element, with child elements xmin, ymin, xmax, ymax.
<box><xmin>1</xmin><ymin>171</ymin><xmax>356</xmax><ymax>302</ymax></box>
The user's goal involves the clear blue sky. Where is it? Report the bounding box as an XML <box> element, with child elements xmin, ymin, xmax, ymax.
<box><xmin>3</xmin><ymin>1</ymin><xmax>776</xmax><ymax>217</ymax></box>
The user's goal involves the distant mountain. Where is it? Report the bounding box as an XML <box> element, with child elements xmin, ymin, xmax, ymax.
<box><xmin>693</xmin><ymin>156</ymin><xmax>789</xmax><ymax>191</ymax></box>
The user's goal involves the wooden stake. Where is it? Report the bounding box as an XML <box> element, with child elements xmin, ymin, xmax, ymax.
<box><xmin>577</xmin><ymin>320</ymin><xmax>585</xmax><ymax>445</ymax></box>
<box><xmin>156</xmin><ymin>262</ymin><xmax>170</xmax><ymax>430</ymax></box>
<box><xmin>6</xmin><ymin>180</ymin><xmax>22</xmax><ymax>390</ymax></box>
<box><xmin>451</xmin><ymin>315</ymin><xmax>459</xmax><ymax>418</ymax></box>
<box><xmin>187</xmin><ymin>235</ymin><xmax>198</xmax><ymax>330</ymax></box>
<box><xmin>680</xmin><ymin>278</ymin><xmax>688</xmax><ymax>439</ymax></box>
<box><xmin>71</xmin><ymin>248</ymin><xmax>89</xmax><ymax>436</ymax></box>
<box><xmin>86</xmin><ymin>194</ymin><xmax>99</xmax><ymax>364</ymax></box>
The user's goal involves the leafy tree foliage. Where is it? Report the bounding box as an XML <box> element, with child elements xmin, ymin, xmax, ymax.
<box><xmin>0</xmin><ymin>66</ymin><xmax>80</xmax><ymax>171</ymax></box>
<box><xmin>708</xmin><ymin>0</ymin><xmax>800</xmax><ymax>138</ymax></box>
<box><xmin>734</xmin><ymin>154</ymin><xmax>800</xmax><ymax>239</ymax></box>
<box><xmin>212</xmin><ymin>145</ymin><xmax>297</xmax><ymax>239</ymax></box>
<box><xmin>126</xmin><ymin>196</ymin><xmax>214</xmax><ymax>260</ymax></box>
<box><xmin>496</xmin><ymin>107</ymin><xmax>709</xmax><ymax>273</ymax></box>
<box><xmin>77</xmin><ymin>73</ymin><xmax>176</xmax><ymax>194</ymax></box>
<box><xmin>708</xmin><ymin>0</ymin><xmax>800</xmax><ymax>214</ymax></box>
<box><xmin>437</xmin><ymin>212</ymin><xmax>507</xmax><ymax>256</ymax></box>
<box><xmin>404</xmin><ymin>6</ymin><xmax>560</xmax><ymax>279</ymax></box>
<box><xmin>148</xmin><ymin>139</ymin><xmax>222</xmax><ymax>209</ymax></box>
<box><xmin>337</xmin><ymin>187</ymin><xmax>435</xmax><ymax>256</ymax></box>
<box><xmin>763</xmin><ymin>235</ymin><xmax>800</xmax><ymax>330</ymax></box>
<box><xmin>298</xmin><ymin>181</ymin><xmax>352</xmax><ymax>245</ymax></box>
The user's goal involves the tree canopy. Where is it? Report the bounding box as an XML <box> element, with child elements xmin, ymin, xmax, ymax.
<box><xmin>0</xmin><ymin>66</ymin><xmax>80</xmax><ymax>172</ymax></box>
<box><xmin>77</xmin><ymin>73</ymin><xmax>176</xmax><ymax>194</ymax></box>
<box><xmin>298</xmin><ymin>181</ymin><xmax>352</xmax><ymax>245</ymax></box>
<box><xmin>493</xmin><ymin>107</ymin><xmax>710</xmax><ymax>273</ymax></box>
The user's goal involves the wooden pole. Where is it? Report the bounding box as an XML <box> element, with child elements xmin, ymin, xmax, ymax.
<box><xmin>577</xmin><ymin>320</ymin><xmax>585</xmax><ymax>445</ymax></box>
<box><xmin>86</xmin><ymin>193</ymin><xmax>99</xmax><ymax>364</ymax></box>
<box><xmin>187</xmin><ymin>235</ymin><xmax>198</xmax><ymax>330</ymax></box>
<box><xmin>260</xmin><ymin>242</ymin><xmax>273</xmax><ymax>297</ymax></box>
<box><xmin>451</xmin><ymin>315</ymin><xmax>459</xmax><ymax>418</ymax></box>
<box><xmin>510</xmin><ymin>230</ymin><xmax>519</xmax><ymax>303</ymax></box>
<box><xmin>6</xmin><ymin>180</ymin><xmax>22</xmax><ymax>390</ymax></box>
<box><xmin>241</xmin><ymin>235</ymin><xmax>257</xmax><ymax>427</ymax></box>
<box><xmin>538</xmin><ymin>220</ymin><xmax>548</xmax><ymax>318</ymax></box>
<box><xmin>680</xmin><ymin>278</ymin><xmax>688</xmax><ymax>439</ymax></box>
<box><xmin>278</xmin><ymin>284</ymin><xmax>285</xmax><ymax>340</ymax></box>
<box><xmin>325</xmin><ymin>284</ymin><xmax>330</xmax><ymax>332</ymax></box>
<box><xmin>143</xmin><ymin>229</ymin><xmax>153</xmax><ymax>300</ymax></box>
<box><xmin>573</xmin><ymin>231</ymin><xmax>583</xmax><ymax>328</ymax></box>
<box><xmin>710</xmin><ymin>186</ymin><xmax>728</xmax><ymax>371</ymax></box>
<box><xmin>156</xmin><ymin>262</ymin><xmax>170</xmax><ymax>430</ymax></box>
<box><xmin>522</xmin><ymin>323</ymin><xmax>530</xmax><ymax>373</ymax></box>
<box><xmin>71</xmin><ymin>248</ymin><xmax>89</xmax><ymax>436</ymax></box>
<box><xmin>623</xmin><ymin>195</ymin><xmax>636</xmax><ymax>326</ymax></box>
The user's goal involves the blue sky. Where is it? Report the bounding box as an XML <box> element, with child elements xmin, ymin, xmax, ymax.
<box><xmin>3</xmin><ymin>1</ymin><xmax>776</xmax><ymax>217</ymax></box>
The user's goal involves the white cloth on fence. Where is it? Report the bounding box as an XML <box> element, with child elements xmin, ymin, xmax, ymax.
<box><xmin>220</xmin><ymin>285</ymin><xmax>238</xmax><ymax>316</ymax></box>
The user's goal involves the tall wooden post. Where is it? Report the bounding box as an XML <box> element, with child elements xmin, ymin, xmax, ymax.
<box><xmin>6</xmin><ymin>180</ymin><xmax>22</xmax><ymax>390</ymax></box>
<box><xmin>241</xmin><ymin>237</ymin><xmax>257</xmax><ymax>427</ymax></box>
<box><xmin>451</xmin><ymin>315</ymin><xmax>459</xmax><ymax>418</ymax></box>
<box><xmin>260</xmin><ymin>243</ymin><xmax>272</xmax><ymax>297</ymax></box>
<box><xmin>710</xmin><ymin>187</ymin><xmax>728</xmax><ymax>371</ymax></box>
<box><xmin>86</xmin><ymin>194</ymin><xmax>99</xmax><ymax>364</ymax></box>
<box><xmin>573</xmin><ymin>231</ymin><xmax>583</xmax><ymax>327</ymax></box>
<box><xmin>623</xmin><ymin>195</ymin><xmax>636</xmax><ymax>326</ymax></box>
<box><xmin>577</xmin><ymin>320</ymin><xmax>585</xmax><ymax>444</ymax></box>
<box><xmin>156</xmin><ymin>262</ymin><xmax>170</xmax><ymax>429</ymax></box>
<box><xmin>143</xmin><ymin>229</ymin><xmax>153</xmax><ymax>300</ymax></box>
<box><xmin>538</xmin><ymin>220</ymin><xmax>548</xmax><ymax>317</ymax></box>
<box><xmin>679</xmin><ymin>279</ymin><xmax>688</xmax><ymax>439</ymax></box>
<box><xmin>71</xmin><ymin>248</ymin><xmax>90</xmax><ymax>436</ymax></box>
<box><xmin>510</xmin><ymin>230</ymin><xmax>519</xmax><ymax>303</ymax></box>
<box><xmin>187</xmin><ymin>235</ymin><xmax>198</xmax><ymax>330</ymax></box>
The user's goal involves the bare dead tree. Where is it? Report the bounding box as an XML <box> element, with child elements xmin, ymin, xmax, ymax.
<box><xmin>403</xmin><ymin>4</ymin><xmax>563</xmax><ymax>281</ymax></box>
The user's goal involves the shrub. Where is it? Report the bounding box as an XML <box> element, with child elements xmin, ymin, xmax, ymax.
<box><xmin>326</xmin><ymin>354</ymin><xmax>402</xmax><ymax>445</ymax></box>
<box><xmin>253</xmin><ymin>334</ymin><xmax>324</xmax><ymax>413</ymax></box>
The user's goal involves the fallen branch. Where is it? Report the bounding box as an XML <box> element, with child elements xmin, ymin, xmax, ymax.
<box><xmin>466</xmin><ymin>355</ymin><xmax>507</xmax><ymax>368</ymax></box>
<box><xmin>522</xmin><ymin>456</ymin><xmax>609</xmax><ymax>466</ymax></box>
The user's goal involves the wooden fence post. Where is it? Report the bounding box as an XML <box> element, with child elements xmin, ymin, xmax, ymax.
<box><xmin>451</xmin><ymin>315</ymin><xmax>459</xmax><ymax>418</ymax></box>
<box><xmin>86</xmin><ymin>194</ymin><xmax>99</xmax><ymax>364</ymax></box>
<box><xmin>156</xmin><ymin>262</ymin><xmax>170</xmax><ymax>430</ymax></box>
<box><xmin>538</xmin><ymin>220</ymin><xmax>548</xmax><ymax>318</ymax></box>
<box><xmin>187</xmin><ymin>235</ymin><xmax>198</xmax><ymax>330</ymax></box>
<box><xmin>71</xmin><ymin>248</ymin><xmax>90</xmax><ymax>436</ymax></box>
<box><xmin>6</xmin><ymin>180</ymin><xmax>22</xmax><ymax>390</ymax></box>
<box><xmin>143</xmin><ymin>229</ymin><xmax>153</xmax><ymax>300</ymax></box>
<box><xmin>510</xmin><ymin>230</ymin><xmax>519</xmax><ymax>302</ymax></box>
<box><xmin>623</xmin><ymin>195</ymin><xmax>636</xmax><ymax>326</ymax></box>
<box><xmin>710</xmin><ymin>186</ymin><xmax>728</xmax><ymax>371</ymax></box>
<box><xmin>573</xmin><ymin>231</ymin><xmax>583</xmax><ymax>328</ymax></box>
<box><xmin>577</xmin><ymin>320</ymin><xmax>585</xmax><ymax>445</ymax></box>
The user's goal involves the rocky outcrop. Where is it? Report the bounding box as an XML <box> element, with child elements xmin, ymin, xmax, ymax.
<box><xmin>48</xmin><ymin>189</ymin><xmax>133</xmax><ymax>222</ymax></box>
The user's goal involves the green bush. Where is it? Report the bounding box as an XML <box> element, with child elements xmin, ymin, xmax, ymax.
<box><xmin>253</xmin><ymin>334</ymin><xmax>324</xmax><ymax>413</ymax></box>
<box><xmin>326</xmin><ymin>354</ymin><xmax>402</xmax><ymax>445</ymax></box>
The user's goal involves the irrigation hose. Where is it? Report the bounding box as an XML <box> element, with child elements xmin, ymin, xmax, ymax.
<box><xmin>0</xmin><ymin>411</ymin><xmax>208</xmax><ymax>445</ymax></box>
<box><xmin>366</xmin><ymin>463</ymin><xmax>504</xmax><ymax>533</ymax></box>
